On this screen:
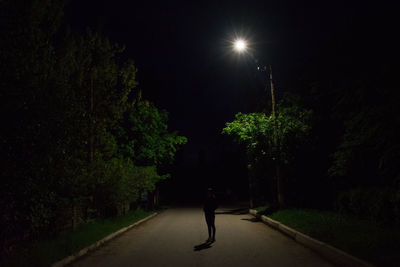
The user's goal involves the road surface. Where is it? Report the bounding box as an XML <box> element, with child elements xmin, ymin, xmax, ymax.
<box><xmin>72</xmin><ymin>206</ymin><xmax>334</xmax><ymax>267</ymax></box>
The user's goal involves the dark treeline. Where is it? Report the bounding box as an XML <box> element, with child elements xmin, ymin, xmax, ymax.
<box><xmin>0</xmin><ymin>0</ymin><xmax>186</xmax><ymax>253</ymax></box>
<box><xmin>224</xmin><ymin>16</ymin><xmax>400</xmax><ymax>225</ymax></box>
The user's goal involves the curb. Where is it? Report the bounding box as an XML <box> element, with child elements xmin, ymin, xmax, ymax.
<box><xmin>52</xmin><ymin>212</ymin><xmax>158</xmax><ymax>267</ymax></box>
<box><xmin>249</xmin><ymin>209</ymin><xmax>373</xmax><ymax>267</ymax></box>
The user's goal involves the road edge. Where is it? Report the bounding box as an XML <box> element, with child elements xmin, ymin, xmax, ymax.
<box><xmin>52</xmin><ymin>212</ymin><xmax>159</xmax><ymax>267</ymax></box>
<box><xmin>249</xmin><ymin>209</ymin><xmax>373</xmax><ymax>267</ymax></box>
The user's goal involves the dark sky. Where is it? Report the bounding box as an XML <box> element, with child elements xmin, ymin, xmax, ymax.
<box><xmin>64</xmin><ymin>0</ymin><xmax>397</xmax><ymax>167</ymax></box>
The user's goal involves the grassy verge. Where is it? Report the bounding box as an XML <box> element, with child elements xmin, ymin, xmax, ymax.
<box><xmin>5</xmin><ymin>209</ymin><xmax>154</xmax><ymax>267</ymax></box>
<box><xmin>253</xmin><ymin>205</ymin><xmax>270</xmax><ymax>213</ymax></box>
<box><xmin>255</xmin><ymin>207</ymin><xmax>400</xmax><ymax>266</ymax></box>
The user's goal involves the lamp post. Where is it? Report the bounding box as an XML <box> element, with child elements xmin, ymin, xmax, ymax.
<box><xmin>233</xmin><ymin>39</ymin><xmax>283</xmax><ymax>208</ymax></box>
<box><xmin>267</xmin><ymin>65</ymin><xmax>282</xmax><ymax>208</ymax></box>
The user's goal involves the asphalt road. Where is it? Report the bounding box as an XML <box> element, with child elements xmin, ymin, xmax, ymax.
<box><xmin>71</xmin><ymin>206</ymin><xmax>334</xmax><ymax>267</ymax></box>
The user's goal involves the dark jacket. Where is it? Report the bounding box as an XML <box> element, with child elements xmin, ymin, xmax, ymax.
<box><xmin>203</xmin><ymin>195</ymin><xmax>218</xmax><ymax>214</ymax></box>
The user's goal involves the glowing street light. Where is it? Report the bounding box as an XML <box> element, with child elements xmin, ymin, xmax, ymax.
<box><xmin>234</xmin><ymin>39</ymin><xmax>247</xmax><ymax>52</ymax></box>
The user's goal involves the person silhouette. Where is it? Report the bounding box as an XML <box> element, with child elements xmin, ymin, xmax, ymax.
<box><xmin>203</xmin><ymin>188</ymin><xmax>218</xmax><ymax>243</ymax></box>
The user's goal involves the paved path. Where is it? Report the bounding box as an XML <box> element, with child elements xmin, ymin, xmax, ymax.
<box><xmin>72</xmin><ymin>207</ymin><xmax>334</xmax><ymax>267</ymax></box>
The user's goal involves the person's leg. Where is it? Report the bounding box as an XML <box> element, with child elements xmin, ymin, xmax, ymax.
<box><xmin>210</xmin><ymin>214</ymin><xmax>216</xmax><ymax>241</ymax></box>
<box><xmin>205</xmin><ymin>213</ymin><xmax>212</xmax><ymax>241</ymax></box>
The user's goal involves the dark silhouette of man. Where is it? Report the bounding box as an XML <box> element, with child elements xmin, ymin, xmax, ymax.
<box><xmin>203</xmin><ymin>188</ymin><xmax>218</xmax><ymax>243</ymax></box>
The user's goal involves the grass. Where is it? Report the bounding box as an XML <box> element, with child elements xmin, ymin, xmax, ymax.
<box><xmin>255</xmin><ymin>207</ymin><xmax>400</xmax><ymax>267</ymax></box>
<box><xmin>253</xmin><ymin>205</ymin><xmax>270</xmax><ymax>213</ymax></box>
<box><xmin>5</xmin><ymin>209</ymin><xmax>153</xmax><ymax>267</ymax></box>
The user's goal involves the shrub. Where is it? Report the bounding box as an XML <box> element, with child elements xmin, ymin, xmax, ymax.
<box><xmin>336</xmin><ymin>187</ymin><xmax>399</xmax><ymax>225</ymax></box>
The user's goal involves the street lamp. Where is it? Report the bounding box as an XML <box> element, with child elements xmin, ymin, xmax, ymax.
<box><xmin>234</xmin><ymin>39</ymin><xmax>247</xmax><ymax>52</ymax></box>
<box><xmin>232</xmin><ymin>38</ymin><xmax>283</xmax><ymax>208</ymax></box>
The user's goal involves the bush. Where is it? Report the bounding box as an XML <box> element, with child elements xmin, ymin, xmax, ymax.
<box><xmin>392</xmin><ymin>190</ymin><xmax>400</xmax><ymax>225</ymax></box>
<box><xmin>336</xmin><ymin>187</ymin><xmax>399</xmax><ymax>225</ymax></box>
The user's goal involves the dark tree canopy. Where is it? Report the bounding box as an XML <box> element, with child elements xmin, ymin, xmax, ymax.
<box><xmin>0</xmin><ymin>0</ymin><xmax>187</xmax><ymax>250</ymax></box>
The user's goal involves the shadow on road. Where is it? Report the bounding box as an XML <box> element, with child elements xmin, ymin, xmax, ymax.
<box><xmin>193</xmin><ymin>241</ymin><xmax>213</xmax><ymax>251</ymax></box>
<box><xmin>241</xmin><ymin>217</ymin><xmax>260</xmax><ymax>222</ymax></box>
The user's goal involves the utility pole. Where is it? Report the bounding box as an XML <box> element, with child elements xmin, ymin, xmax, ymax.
<box><xmin>90</xmin><ymin>74</ymin><xmax>94</xmax><ymax>164</ymax></box>
<box><xmin>268</xmin><ymin>65</ymin><xmax>283</xmax><ymax>208</ymax></box>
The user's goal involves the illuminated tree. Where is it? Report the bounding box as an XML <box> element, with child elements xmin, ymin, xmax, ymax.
<box><xmin>222</xmin><ymin>97</ymin><xmax>312</xmax><ymax>208</ymax></box>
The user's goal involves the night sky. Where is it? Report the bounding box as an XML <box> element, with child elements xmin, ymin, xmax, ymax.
<box><xmin>64</xmin><ymin>0</ymin><xmax>397</xmax><ymax>198</ymax></box>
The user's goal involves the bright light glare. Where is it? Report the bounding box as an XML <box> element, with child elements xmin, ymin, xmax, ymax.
<box><xmin>234</xmin><ymin>39</ymin><xmax>247</xmax><ymax>52</ymax></box>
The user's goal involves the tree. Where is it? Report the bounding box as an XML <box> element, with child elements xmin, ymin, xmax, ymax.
<box><xmin>0</xmin><ymin>0</ymin><xmax>71</xmax><ymax>246</ymax></box>
<box><xmin>117</xmin><ymin>100</ymin><xmax>187</xmax><ymax>208</ymax></box>
<box><xmin>119</xmin><ymin>100</ymin><xmax>187</xmax><ymax>170</ymax></box>
<box><xmin>61</xmin><ymin>30</ymin><xmax>141</xmax><ymax>214</ymax></box>
<box><xmin>0</xmin><ymin>0</ymin><xmax>187</xmax><ymax>253</ymax></box>
<box><xmin>328</xmin><ymin>65</ymin><xmax>400</xmax><ymax>188</ymax></box>
<box><xmin>0</xmin><ymin>0</ymin><xmax>141</xmax><ymax>243</ymax></box>
<box><xmin>222</xmin><ymin>96</ymin><xmax>312</xmax><ymax>208</ymax></box>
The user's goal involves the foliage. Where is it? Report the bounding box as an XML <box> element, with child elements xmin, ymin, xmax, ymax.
<box><xmin>222</xmin><ymin>97</ymin><xmax>312</xmax><ymax>165</ymax></box>
<box><xmin>119</xmin><ymin>100</ymin><xmax>187</xmax><ymax>169</ymax></box>
<box><xmin>99</xmin><ymin>158</ymin><xmax>160</xmax><ymax>210</ymax></box>
<box><xmin>0</xmin><ymin>0</ymin><xmax>186</xmax><ymax>253</ymax></box>
<box><xmin>328</xmin><ymin>65</ymin><xmax>400</xmax><ymax>187</ymax></box>
<box><xmin>1</xmin><ymin>0</ymin><xmax>69</xmax><ymax>245</ymax></box>
<box><xmin>336</xmin><ymin>187</ymin><xmax>400</xmax><ymax>225</ymax></box>
<box><xmin>222</xmin><ymin>96</ymin><xmax>312</xmax><ymax>206</ymax></box>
